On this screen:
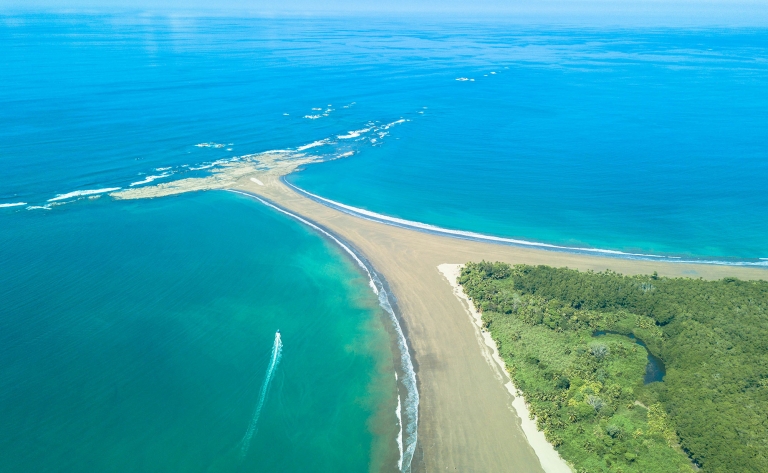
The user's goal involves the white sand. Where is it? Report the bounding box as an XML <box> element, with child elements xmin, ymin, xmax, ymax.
<box><xmin>438</xmin><ymin>263</ymin><xmax>574</xmax><ymax>473</ymax></box>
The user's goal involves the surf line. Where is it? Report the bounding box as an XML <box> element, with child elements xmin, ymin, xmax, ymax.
<box><xmin>282</xmin><ymin>178</ymin><xmax>768</xmax><ymax>268</ymax></box>
<box><xmin>228</xmin><ymin>189</ymin><xmax>420</xmax><ymax>473</ymax></box>
<box><xmin>240</xmin><ymin>330</ymin><xmax>283</xmax><ymax>458</ymax></box>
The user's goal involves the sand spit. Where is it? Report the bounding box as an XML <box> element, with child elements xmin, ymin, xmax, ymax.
<box><xmin>110</xmin><ymin>151</ymin><xmax>319</xmax><ymax>200</ymax></box>
<box><xmin>225</xmin><ymin>177</ymin><xmax>765</xmax><ymax>473</ymax></box>
<box><xmin>439</xmin><ymin>263</ymin><xmax>573</xmax><ymax>473</ymax></box>
<box><xmin>106</xmin><ymin>162</ymin><xmax>767</xmax><ymax>473</ymax></box>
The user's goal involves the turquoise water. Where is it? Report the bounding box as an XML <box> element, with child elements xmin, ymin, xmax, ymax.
<box><xmin>3</xmin><ymin>17</ymin><xmax>766</xmax><ymax>260</ymax></box>
<box><xmin>0</xmin><ymin>191</ymin><xmax>398</xmax><ymax>472</ymax></box>
<box><xmin>2</xmin><ymin>13</ymin><xmax>768</xmax><ymax>473</ymax></box>
<box><xmin>289</xmin><ymin>29</ymin><xmax>768</xmax><ymax>261</ymax></box>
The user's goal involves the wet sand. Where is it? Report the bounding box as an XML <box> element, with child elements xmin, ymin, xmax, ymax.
<box><xmin>230</xmin><ymin>174</ymin><xmax>766</xmax><ymax>473</ymax></box>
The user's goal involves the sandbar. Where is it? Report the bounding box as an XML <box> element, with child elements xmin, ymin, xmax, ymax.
<box><xmin>227</xmin><ymin>173</ymin><xmax>766</xmax><ymax>473</ymax></box>
<box><xmin>112</xmin><ymin>160</ymin><xmax>767</xmax><ymax>472</ymax></box>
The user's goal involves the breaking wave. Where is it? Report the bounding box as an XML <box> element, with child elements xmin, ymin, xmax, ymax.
<box><xmin>47</xmin><ymin>187</ymin><xmax>121</xmax><ymax>202</ymax></box>
<box><xmin>130</xmin><ymin>172</ymin><xmax>172</xmax><ymax>187</ymax></box>
<box><xmin>229</xmin><ymin>190</ymin><xmax>420</xmax><ymax>473</ymax></box>
<box><xmin>284</xmin><ymin>180</ymin><xmax>768</xmax><ymax>268</ymax></box>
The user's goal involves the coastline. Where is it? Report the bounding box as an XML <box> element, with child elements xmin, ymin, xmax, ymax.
<box><xmin>226</xmin><ymin>173</ymin><xmax>767</xmax><ymax>473</ymax></box>
<box><xmin>438</xmin><ymin>263</ymin><xmax>573</xmax><ymax>473</ymax></box>
<box><xmin>110</xmin><ymin>164</ymin><xmax>768</xmax><ymax>473</ymax></box>
<box><xmin>228</xmin><ymin>190</ymin><xmax>420</xmax><ymax>473</ymax></box>
<box><xmin>282</xmin><ymin>177</ymin><xmax>768</xmax><ymax>268</ymax></box>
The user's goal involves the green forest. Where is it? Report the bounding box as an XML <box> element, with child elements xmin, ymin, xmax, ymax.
<box><xmin>459</xmin><ymin>262</ymin><xmax>768</xmax><ymax>473</ymax></box>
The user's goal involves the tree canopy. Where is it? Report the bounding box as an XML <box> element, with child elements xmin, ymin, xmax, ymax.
<box><xmin>459</xmin><ymin>262</ymin><xmax>768</xmax><ymax>473</ymax></box>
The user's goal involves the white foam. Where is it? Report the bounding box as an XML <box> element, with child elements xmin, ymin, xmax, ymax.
<box><xmin>490</xmin><ymin>71</ymin><xmax>497</xmax><ymax>74</ymax></box>
<box><xmin>48</xmin><ymin>187</ymin><xmax>121</xmax><ymax>202</ymax></box>
<box><xmin>296</xmin><ymin>139</ymin><xmax>329</xmax><ymax>151</ymax></box>
<box><xmin>259</xmin><ymin>149</ymin><xmax>292</xmax><ymax>154</ymax></box>
<box><xmin>288</xmin><ymin>184</ymin><xmax>671</xmax><ymax>258</ymax></box>
<box><xmin>381</xmin><ymin>119</ymin><xmax>407</xmax><ymax>130</ymax></box>
<box><xmin>283</xmin><ymin>113</ymin><xmax>289</xmax><ymax>116</ymax></box>
<box><xmin>230</xmin><ymin>190</ymin><xmax>420</xmax><ymax>473</ymax></box>
<box><xmin>194</xmin><ymin>142</ymin><xmax>226</xmax><ymax>148</ymax></box>
<box><xmin>456</xmin><ymin>77</ymin><xmax>471</xmax><ymax>81</ymax></box>
<box><xmin>26</xmin><ymin>205</ymin><xmax>51</xmax><ymax>210</ymax></box>
<box><xmin>311</xmin><ymin>107</ymin><xmax>322</xmax><ymax>111</ymax></box>
<box><xmin>338</xmin><ymin>151</ymin><xmax>354</xmax><ymax>158</ymax></box>
<box><xmin>189</xmin><ymin>164</ymin><xmax>214</xmax><ymax>171</ymax></box>
<box><xmin>240</xmin><ymin>331</ymin><xmax>283</xmax><ymax>458</ymax></box>
<box><xmin>395</xmin><ymin>372</ymin><xmax>404</xmax><ymax>470</ymax></box>
<box><xmin>155</xmin><ymin>167</ymin><xmax>171</xmax><ymax>171</ymax></box>
<box><xmin>338</xmin><ymin>128</ymin><xmax>371</xmax><ymax>139</ymax></box>
<box><xmin>289</xmin><ymin>182</ymin><xmax>768</xmax><ymax>267</ymax></box>
<box><xmin>0</xmin><ymin>202</ymin><xmax>26</xmax><ymax>208</ymax></box>
<box><xmin>303</xmin><ymin>115</ymin><xmax>321</xmax><ymax>120</ymax></box>
<box><xmin>211</xmin><ymin>157</ymin><xmax>237</xmax><ymax>166</ymax></box>
<box><xmin>249</xmin><ymin>177</ymin><xmax>264</xmax><ymax>186</ymax></box>
<box><xmin>130</xmin><ymin>172</ymin><xmax>171</xmax><ymax>187</ymax></box>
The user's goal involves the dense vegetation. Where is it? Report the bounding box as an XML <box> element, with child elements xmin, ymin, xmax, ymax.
<box><xmin>459</xmin><ymin>262</ymin><xmax>768</xmax><ymax>473</ymax></box>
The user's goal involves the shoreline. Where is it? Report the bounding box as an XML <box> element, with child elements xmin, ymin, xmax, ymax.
<box><xmin>229</xmin><ymin>190</ymin><xmax>420</xmax><ymax>473</ymax></box>
<box><xmin>227</xmin><ymin>174</ymin><xmax>766</xmax><ymax>473</ymax></box>
<box><xmin>108</xmin><ymin>162</ymin><xmax>768</xmax><ymax>473</ymax></box>
<box><xmin>282</xmin><ymin>177</ymin><xmax>768</xmax><ymax>268</ymax></box>
<box><xmin>438</xmin><ymin>264</ymin><xmax>573</xmax><ymax>473</ymax></box>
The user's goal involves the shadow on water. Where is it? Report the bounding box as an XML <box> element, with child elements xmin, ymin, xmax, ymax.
<box><xmin>593</xmin><ymin>331</ymin><xmax>666</xmax><ymax>384</ymax></box>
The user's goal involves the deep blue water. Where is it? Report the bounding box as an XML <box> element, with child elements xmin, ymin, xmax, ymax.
<box><xmin>1</xmin><ymin>12</ymin><xmax>768</xmax><ymax>473</ymax></box>
<box><xmin>2</xmin><ymin>16</ymin><xmax>767</xmax><ymax>259</ymax></box>
<box><xmin>3</xmin><ymin>16</ymin><xmax>767</xmax><ymax>259</ymax></box>
<box><xmin>289</xmin><ymin>28</ymin><xmax>768</xmax><ymax>261</ymax></box>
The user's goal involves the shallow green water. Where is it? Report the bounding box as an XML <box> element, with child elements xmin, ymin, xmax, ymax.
<box><xmin>0</xmin><ymin>191</ymin><xmax>398</xmax><ymax>472</ymax></box>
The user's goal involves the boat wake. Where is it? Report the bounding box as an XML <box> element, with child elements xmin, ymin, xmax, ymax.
<box><xmin>229</xmin><ymin>190</ymin><xmax>420</xmax><ymax>473</ymax></box>
<box><xmin>240</xmin><ymin>330</ymin><xmax>283</xmax><ymax>459</ymax></box>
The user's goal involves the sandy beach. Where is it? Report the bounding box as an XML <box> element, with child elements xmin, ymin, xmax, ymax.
<box><xmin>221</xmin><ymin>173</ymin><xmax>766</xmax><ymax>473</ymax></box>
<box><xmin>438</xmin><ymin>263</ymin><xmax>572</xmax><ymax>473</ymax></box>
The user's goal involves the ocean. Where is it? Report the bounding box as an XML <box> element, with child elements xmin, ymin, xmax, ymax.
<box><xmin>0</xmin><ymin>191</ymin><xmax>401</xmax><ymax>472</ymax></box>
<box><xmin>1</xmin><ymin>12</ymin><xmax>767</xmax><ymax>473</ymax></box>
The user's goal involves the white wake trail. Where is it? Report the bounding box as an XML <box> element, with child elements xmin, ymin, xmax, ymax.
<box><xmin>240</xmin><ymin>331</ymin><xmax>283</xmax><ymax>458</ymax></box>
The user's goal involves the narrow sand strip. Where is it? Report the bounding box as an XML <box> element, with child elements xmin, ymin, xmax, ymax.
<box><xmin>109</xmin><ymin>163</ymin><xmax>768</xmax><ymax>473</ymax></box>
<box><xmin>438</xmin><ymin>264</ymin><xmax>572</xmax><ymax>473</ymax></box>
<box><xmin>229</xmin><ymin>176</ymin><xmax>767</xmax><ymax>473</ymax></box>
<box><xmin>225</xmin><ymin>176</ymin><xmax>766</xmax><ymax>473</ymax></box>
